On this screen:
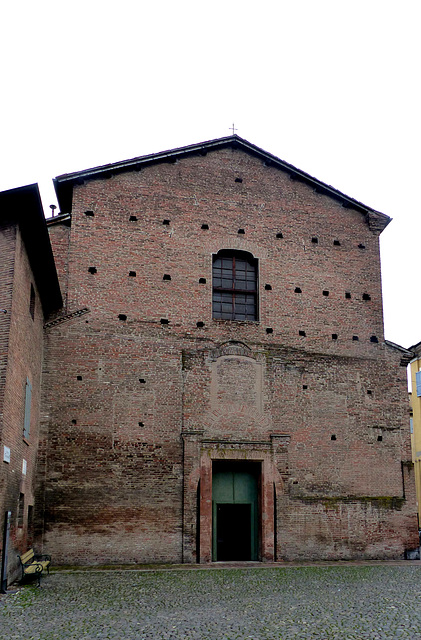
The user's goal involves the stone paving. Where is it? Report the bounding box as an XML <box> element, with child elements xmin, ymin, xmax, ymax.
<box><xmin>1</xmin><ymin>564</ymin><xmax>421</xmax><ymax>639</ymax></box>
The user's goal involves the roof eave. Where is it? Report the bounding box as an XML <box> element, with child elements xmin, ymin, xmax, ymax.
<box><xmin>385</xmin><ymin>339</ymin><xmax>414</xmax><ymax>366</ymax></box>
<box><xmin>0</xmin><ymin>183</ymin><xmax>63</xmax><ymax>315</ymax></box>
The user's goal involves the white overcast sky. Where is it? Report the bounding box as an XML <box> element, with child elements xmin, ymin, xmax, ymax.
<box><xmin>1</xmin><ymin>0</ymin><xmax>420</xmax><ymax>349</ymax></box>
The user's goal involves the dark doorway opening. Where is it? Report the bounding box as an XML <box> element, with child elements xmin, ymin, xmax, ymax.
<box><xmin>217</xmin><ymin>503</ymin><xmax>251</xmax><ymax>560</ymax></box>
<box><xmin>212</xmin><ymin>460</ymin><xmax>260</xmax><ymax>561</ymax></box>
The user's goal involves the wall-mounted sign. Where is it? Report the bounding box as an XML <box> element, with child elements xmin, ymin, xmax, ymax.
<box><xmin>3</xmin><ymin>446</ymin><xmax>10</xmax><ymax>463</ymax></box>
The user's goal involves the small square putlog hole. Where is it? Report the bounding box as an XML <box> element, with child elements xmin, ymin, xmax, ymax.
<box><xmin>196</xmin><ymin>321</ymin><xmax>204</xmax><ymax>328</ymax></box>
<box><xmin>163</xmin><ymin>219</ymin><xmax>171</xmax><ymax>225</ymax></box>
<box><xmin>163</xmin><ymin>274</ymin><xmax>172</xmax><ymax>281</ymax></box>
<box><xmin>276</xmin><ymin>232</ymin><xmax>283</xmax><ymax>239</ymax></box>
<box><xmin>129</xmin><ymin>215</ymin><xmax>137</xmax><ymax>222</ymax></box>
<box><xmin>88</xmin><ymin>267</ymin><xmax>97</xmax><ymax>274</ymax></box>
<box><xmin>265</xmin><ymin>284</ymin><xmax>272</xmax><ymax>291</ymax></box>
<box><xmin>299</xmin><ymin>330</ymin><xmax>306</xmax><ymax>337</ymax></box>
<box><xmin>118</xmin><ymin>314</ymin><xmax>127</xmax><ymax>321</ymax></box>
<box><xmin>129</xmin><ymin>271</ymin><xmax>137</xmax><ymax>277</ymax></box>
<box><xmin>331</xmin><ymin>434</ymin><xmax>337</xmax><ymax>441</ymax></box>
<box><xmin>266</xmin><ymin>327</ymin><xmax>273</xmax><ymax>334</ymax></box>
<box><xmin>238</xmin><ymin>228</ymin><xmax>245</xmax><ymax>234</ymax></box>
<box><xmin>160</xmin><ymin>318</ymin><xmax>169</xmax><ymax>325</ymax></box>
<box><xmin>201</xmin><ymin>223</ymin><xmax>209</xmax><ymax>230</ymax></box>
<box><xmin>199</xmin><ymin>278</ymin><xmax>207</xmax><ymax>284</ymax></box>
<box><xmin>311</xmin><ymin>237</ymin><xmax>318</xmax><ymax>244</ymax></box>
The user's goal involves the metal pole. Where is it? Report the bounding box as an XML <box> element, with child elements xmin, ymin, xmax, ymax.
<box><xmin>1</xmin><ymin>511</ymin><xmax>11</xmax><ymax>593</ymax></box>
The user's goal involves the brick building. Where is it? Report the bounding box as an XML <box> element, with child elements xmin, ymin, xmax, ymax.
<box><xmin>1</xmin><ymin>136</ymin><xmax>419</xmax><ymax>573</ymax></box>
<box><xmin>0</xmin><ymin>184</ymin><xmax>61</xmax><ymax>582</ymax></box>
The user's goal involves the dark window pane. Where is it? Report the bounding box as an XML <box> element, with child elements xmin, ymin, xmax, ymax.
<box><xmin>213</xmin><ymin>251</ymin><xmax>257</xmax><ymax>321</ymax></box>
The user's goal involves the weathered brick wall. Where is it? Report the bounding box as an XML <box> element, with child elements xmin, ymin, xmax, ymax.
<box><xmin>0</xmin><ymin>223</ymin><xmax>16</xmax><ymax>495</ymax></box>
<box><xmin>0</xmin><ymin>224</ymin><xmax>15</xmax><ymax>440</ymax></box>
<box><xmin>0</xmin><ymin>223</ymin><xmax>45</xmax><ymax>579</ymax></box>
<box><xmin>65</xmin><ymin>149</ymin><xmax>384</xmax><ymax>345</ymax></box>
<box><xmin>40</xmin><ymin>147</ymin><xmax>417</xmax><ymax>563</ymax></box>
<box><xmin>47</xmin><ymin>218</ymin><xmax>71</xmax><ymax>308</ymax></box>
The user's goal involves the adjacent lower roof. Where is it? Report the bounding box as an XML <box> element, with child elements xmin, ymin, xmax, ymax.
<box><xmin>53</xmin><ymin>135</ymin><xmax>391</xmax><ymax>233</ymax></box>
<box><xmin>408</xmin><ymin>341</ymin><xmax>421</xmax><ymax>357</ymax></box>
<box><xmin>385</xmin><ymin>340</ymin><xmax>415</xmax><ymax>366</ymax></box>
<box><xmin>0</xmin><ymin>183</ymin><xmax>62</xmax><ymax>314</ymax></box>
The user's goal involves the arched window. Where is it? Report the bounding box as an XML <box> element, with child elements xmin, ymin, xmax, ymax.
<box><xmin>212</xmin><ymin>250</ymin><xmax>258</xmax><ymax>321</ymax></box>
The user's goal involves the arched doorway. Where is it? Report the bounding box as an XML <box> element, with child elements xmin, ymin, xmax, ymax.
<box><xmin>212</xmin><ymin>461</ymin><xmax>260</xmax><ymax>561</ymax></box>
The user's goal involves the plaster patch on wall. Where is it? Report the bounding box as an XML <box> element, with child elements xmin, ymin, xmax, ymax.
<box><xmin>211</xmin><ymin>355</ymin><xmax>263</xmax><ymax>413</ymax></box>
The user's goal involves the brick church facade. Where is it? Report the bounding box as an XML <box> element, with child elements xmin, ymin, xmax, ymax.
<box><xmin>1</xmin><ymin>136</ymin><xmax>419</xmax><ymax>574</ymax></box>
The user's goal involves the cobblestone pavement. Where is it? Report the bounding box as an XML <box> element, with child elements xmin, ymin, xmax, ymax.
<box><xmin>1</xmin><ymin>564</ymin><xmax>421</xmax><ymax>639</ymax></box>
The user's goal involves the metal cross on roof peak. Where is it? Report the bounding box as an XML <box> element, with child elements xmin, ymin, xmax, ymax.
<box><xmin>229</xmin><ymin>123</ymin><xmax>238</xmax><ymax>135</ymax></box>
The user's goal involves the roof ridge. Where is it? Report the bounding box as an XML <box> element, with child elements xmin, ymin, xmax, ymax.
<box><xmin>53</xmin><ymin>136</ymin><xmax>391</xmax><ymax>231</ymax></box>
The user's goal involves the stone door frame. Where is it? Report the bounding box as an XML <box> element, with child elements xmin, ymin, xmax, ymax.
<box><xmin>182</xmin><ymin>432</ymin><xmax>289</xmax><ymax>563</ymax></box>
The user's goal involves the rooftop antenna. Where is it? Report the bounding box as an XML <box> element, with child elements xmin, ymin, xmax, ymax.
<box><xmin>49</xmin><ymin>204</ymin><xmax>57</xmax><ymax>217</ymax></box>
<box><xmin>229</xmin><ymin>123</ymin><xmax>238</xmax><ymax>135</ymax></box>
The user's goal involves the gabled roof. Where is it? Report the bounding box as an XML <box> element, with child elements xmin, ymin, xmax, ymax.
<box><xmin>0</xmin><ymin>183</ymin><xmax>62</xmax><ymax>315</ymax></box>
<box><xmin>54</xmin><ymin>135</ymin><xmax>391</xmax><ymax>232</ymax></box>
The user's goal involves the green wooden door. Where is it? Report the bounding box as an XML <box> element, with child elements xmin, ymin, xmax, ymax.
<box><xmin>212</xmin><ymin>470</ymin><xmax>258</xmax><ymax>561</ymax></box>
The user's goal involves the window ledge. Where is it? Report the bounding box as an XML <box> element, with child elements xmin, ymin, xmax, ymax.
<box><xmin>23</xmin><ymin>437</ymin><xmax>30</xmax><ymax>446</ymax></box>
<box><xmin>212</xmin><ymin>319</ymin><xmax>260</xmax><ymax>325</ymax></box>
